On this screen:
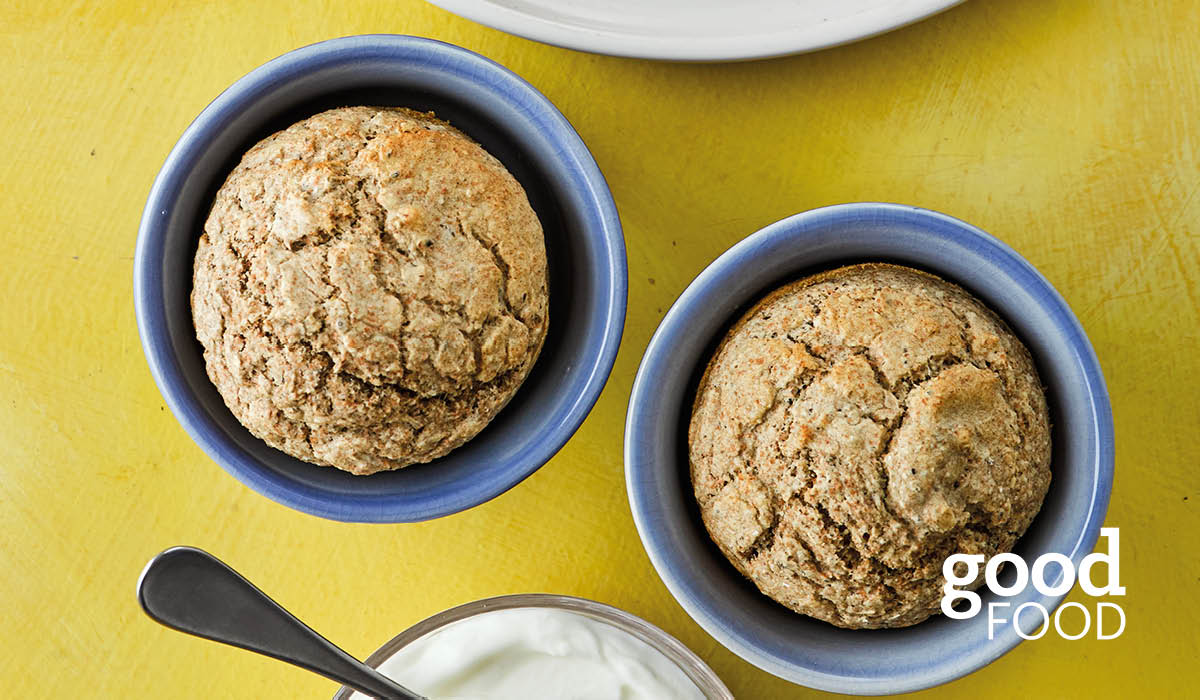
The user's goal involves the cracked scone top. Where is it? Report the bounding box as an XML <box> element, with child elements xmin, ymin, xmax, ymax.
<box><xmin>192</xmin><ymin>107</ymin><xmax>548</xmax><ymax>475</ymax></box>
<box><xmin>689</xmin><ymin>264</ymin><xmax>1051</xmax><ymax>629</ymax></box>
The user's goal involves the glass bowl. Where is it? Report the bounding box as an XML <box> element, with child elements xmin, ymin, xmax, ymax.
<box><xmin>331</xmin><ymin>593</ymin><xmax>733</xmax><ymax>700</ymax></box>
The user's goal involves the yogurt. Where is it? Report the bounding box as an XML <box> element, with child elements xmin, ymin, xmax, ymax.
<box><xmin>350</xmin><ymin>607</ymin><xmax>707</xmax><ymax>700</ymax></box>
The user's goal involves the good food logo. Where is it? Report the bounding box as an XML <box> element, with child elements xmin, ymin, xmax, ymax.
<box><xmin>941</xmin><ymin>528</ymin><xmax>1125</xmax><ymax>640</ymax></box>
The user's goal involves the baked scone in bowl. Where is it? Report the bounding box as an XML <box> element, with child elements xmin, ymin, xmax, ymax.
<box><xmin>689</xmin><ymin>263</ymin><xmax>1052</xmax><ymax>630</ymax></box>
<box><xmin>192</xmin><ymin>106</ymin><xmax>549</xmax><ymax>476</ymax></box>
<box><xmin>135</xmin><ymin>36</ymin><xmax>625</xmax><ymax>521</ymax></box>
<box><xmin>625</xmin><ymin>204</ymin><xmax>1113</xmax><ymax>694</ymax></box>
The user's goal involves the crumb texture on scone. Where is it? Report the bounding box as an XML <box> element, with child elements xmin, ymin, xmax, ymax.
<box><xmin>192</xmin><ymin>106</ymin><xmax>548</xmax><ymax>475</ymax></box>
<box><xmin>688</xmin><ymin>264</ymin><xmax>1051</xmax><ymax>629</ymax></box>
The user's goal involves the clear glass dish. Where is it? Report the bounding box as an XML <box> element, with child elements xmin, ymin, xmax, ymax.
<box><xmin>332</xmin><ymin>593</ymin><xmax>734</xmax><ymax>700</ymax></box>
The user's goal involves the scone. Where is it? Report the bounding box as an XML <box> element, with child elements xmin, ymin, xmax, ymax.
<box><xmin>688</xmin><ymin>264</ymin><xmax>1051</xmax><ymax>628</ymax></box>
<box><xmin>192</xmin><ymin>106</ymin><xmax>548</xmax><ymax>475</ymax></box>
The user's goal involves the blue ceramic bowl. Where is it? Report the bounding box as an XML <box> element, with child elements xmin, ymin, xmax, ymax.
<box><xmin>135</xmin><ymin>35</ymin><xmax>625</xmax><ymax>522</ymax></box>
<box><xmin>625</xmin><ymin>203</ymin><xmax>1113</xmax><ymax>695</ymax></box>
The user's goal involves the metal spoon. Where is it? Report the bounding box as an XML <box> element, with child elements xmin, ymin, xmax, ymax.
<box><xmin>137</xmin><ymin>546</ymin><xmax>426</xmax><ymax>700</ymax></box>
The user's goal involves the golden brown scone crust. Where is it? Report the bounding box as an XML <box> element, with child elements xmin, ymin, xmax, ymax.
<box><xmin>689</xmin><ymin>264</ymin><xmax>1050</xmax><ymax>628</ymax></box>
<box><xmin>192</xmin><ymin>107</ymin><xmax>548</xmax><ymax>475</ymax></box>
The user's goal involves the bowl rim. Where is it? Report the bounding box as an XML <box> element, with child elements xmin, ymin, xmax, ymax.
<box><xmin>425</xmin><ymin>0</ymin><xmax>965</xmax><ymax>62</ymax></box>
<box><xmin>134</xmin><ymin>34</ymin><xmax>627</xmax><ymax>522</ymax></box>
<box><xmin>624</xmin><ymin>202</ymin><xmax>1114</xmax><ymax>694</ymax></box>
<box><xmin>330</xmin><ymin>593</ymin><xmax>734</xmax><ymax>700</ymax></box>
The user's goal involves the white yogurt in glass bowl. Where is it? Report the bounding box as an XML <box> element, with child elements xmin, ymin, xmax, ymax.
<box><xmin>334</xmin><ymin>594</ymin><xmax>733</xmax><ymax>700</ymax></box>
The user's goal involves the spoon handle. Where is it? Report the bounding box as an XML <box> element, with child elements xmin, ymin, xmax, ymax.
<box><xmin>137</xmin><ymin>546</ymin><xmax>425</xmax><ymax>700</ymax></box>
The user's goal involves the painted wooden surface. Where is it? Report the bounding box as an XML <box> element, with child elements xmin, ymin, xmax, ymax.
<box><xmin>1</xmin><ymin>0</ymin><xmax>1196</xmax><ymax>697</ymax></box>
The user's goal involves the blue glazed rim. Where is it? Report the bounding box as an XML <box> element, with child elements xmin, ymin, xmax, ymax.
<box><xmin>135</xmin><ymin>35</ymin><xmax>626</xmax><ymax>522</ymax></box>
<box><xmin>625</xmin><ymin>203</ymin><xmax>1114</xmax><ymax>694</ymax></box>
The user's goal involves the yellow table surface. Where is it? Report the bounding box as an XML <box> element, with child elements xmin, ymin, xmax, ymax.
<box><xmin>2</xmin><ymin>1</ymin><xmax>1198</xmax><ymax>697</ymax></box>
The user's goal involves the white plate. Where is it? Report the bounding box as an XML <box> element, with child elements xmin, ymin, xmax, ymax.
<box><xmin>427</xmin><ymin>0</ymin><xmax>966</xmax><ymax>61</ymax></box>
